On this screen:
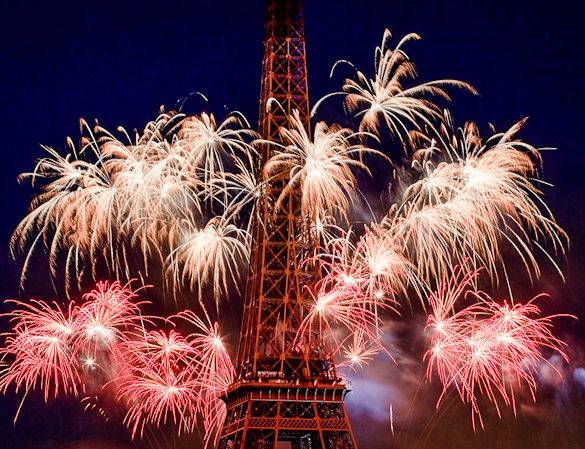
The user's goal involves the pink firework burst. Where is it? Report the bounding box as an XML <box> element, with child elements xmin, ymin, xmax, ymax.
<box><xmin>115</xmin><ymin>353</ymin><xmax>201</xmax><ymax>439</ymax></box>
<box><xmin>72</xmin><ymin>281</ymin><xmax>146</xmax><ymax>363</ymax></box>
<box><xmin>424</xmin><ymin>267</ymin><xmax>572</xmax><ymax>429</ymax></box>
<box><xmin>295</xmin><ymin>280</ymin><xmax>382</xmax><ymax>356</ymax></box>
<box><xmin>175</xmin><ymin>310</ymin><xmax>235</xmax><ymax>391</ymax></box>
<box><xmin>175</xmin><ymin>310</ymin><xmax>235</xmax><ymax>447</ymax></box>
<box><xmin>0</xmin><ymin>299</ymin><xmax>81</xmax><ymax>419</ymax></box>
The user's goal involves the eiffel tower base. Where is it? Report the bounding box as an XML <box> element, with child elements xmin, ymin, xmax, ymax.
<box><xmin>218</xmin><ymin>382</ymin><xmax>357</xmax><ymax>449</ymax></box>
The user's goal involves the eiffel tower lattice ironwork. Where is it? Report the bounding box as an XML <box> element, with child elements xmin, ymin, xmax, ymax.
<box><xmin>217</xmin><ymin>1</ymin><xmax>358</xmax><ymax>448</ymax></box>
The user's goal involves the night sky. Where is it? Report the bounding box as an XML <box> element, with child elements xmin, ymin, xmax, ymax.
<box><xmin>1</xmin><ymin>1</ymin><xmax>585</xmax><ymax>448</ymax></box>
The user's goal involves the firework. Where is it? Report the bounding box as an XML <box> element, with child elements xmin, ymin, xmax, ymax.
<box><xmin>295</xmin><ymin>279</ymin><xmax>383</xmax><ymax>355</ymax></box>
<box><xmin>313</xmin><ymin>29</ymin><xmax>475</xmax><ymax>138</ymax></box>
<box><xmin>265</xmin><ymin>110</ymin><xmax>384</xmax><ymax>220</ymax></box>
<box><xmin>353</xmin><ymin>227</ymin><xmax>422</xmax><ymax>301</ymax></box>
<box><xmin>0</xmin><ymin>299</ymin><xmax>81</xmax><ymax>412</ymax></box>
<box><xmin>5</xmin><ymin>21</ymin><xmax>571</xmax><ymax>441</ymax></box>
<box><xmin>0</xmin><ymin>281</ymin><xmax>148</xmax><ymax>414</ymax></box>
<box><xmin>177</xmin><ymin>112</ymin><xmax>257</xmax><ymax>186</ymax></box>
<box><xmin>381</xmin><ymin>115</ymin><xmax>565</xmax><ymax>286</ymax></box>
<box><xmin>12</xmin><ymin>38</ymin><xmax>562</xmax><ymax>307</ymax></box>
<box><xmin>113</xmin><ymin>327</ymin><xmax>197</xmax><ymax>438</ymax></box>
<box><xmin>174</xmin><ymin>310</ymin><xmax>235</xmax><ymax>390</ymax></box>
<box><xmin>72</xmin><ymin>281</ymin><xmax>146</xmax><ymax>368</ymax></box>
<box><xmin>424</xmin><ymin>267</ymin><xmax>571</xmax><ymax>429</ymax></box>
<box><xmin>113</xmin><ymin>310</ymin><xmax>233</xmax><ymax>443</ymax></box>
<box><xmin>121</xmin><ymin>329</ymin><xmax>193</xmax><ymax>368</ymax></box>
<box><xmin>12</xmin><ymin>111</ymin><xmax>255</xmax><ymax>302</ymax></box>
<box><xmin>0</xmin><ymin>282</ymin><xmax>233</xmax><ymax>446</ymax></box>
<box><xmin>116</xmin><ymin>353</ymin><xmax>201</xmax><ymax>438</ymax></box>
<box><xmin>339</xmin><ymin>328</ymin><xmax>386</xmax><ymax>370</ymax></box>
<box><xmin>309</xmin><ymin>214</ymin><xmax>344</xmax><ymax>250</ymax></box>
<box><xmin>205</xmin><ymin>150</ymin><xmax>263</xmax><ymax>224</ymax></box>
<box><xmin>166</xmin><ymin>215</ymin><xmax>250</xmax><ymax>306</ymax></box>
<box><xmin>187</xmin><ymin>317</ymin><xmax>234</xmax><ymax>449</ymax></box>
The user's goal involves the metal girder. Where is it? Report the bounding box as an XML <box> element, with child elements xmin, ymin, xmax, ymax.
<box><xmin>237</xmin><ymin>0</ymin><xmax>314</xmax><ymax>384</ymax></box>
<box><xmin>219</xmin><ymin>1</ymin><xmax>358</xmax><ymax>448</ymax></box>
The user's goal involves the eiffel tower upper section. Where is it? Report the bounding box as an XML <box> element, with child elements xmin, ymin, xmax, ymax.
<box><xmin>236</xmin><ymin>0</ymin><xmax>334</xmax><ymax>383</ymax></box>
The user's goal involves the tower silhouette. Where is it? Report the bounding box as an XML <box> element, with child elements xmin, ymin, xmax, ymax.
<box><xmin>217</xmin><ymin>1</ymin><xmax>358</xmax><ymax>448</ymax></box>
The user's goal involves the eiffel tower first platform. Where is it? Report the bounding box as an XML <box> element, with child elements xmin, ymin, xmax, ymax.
<box><xmin>216</xmin><ymin>1</ymin><xmax>358</xmax><ymax>448</ymax></box>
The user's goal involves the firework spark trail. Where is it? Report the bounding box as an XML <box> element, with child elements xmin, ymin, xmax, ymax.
<box><xmin>386</xmin><ymin>116</ymin><xmax>566</xmax><ymax>286</ymax></box>
<box><xmin>0</xmin><ymin>282</ymin><xmax>234</xmax><ymax>446</ymax></box>
<box><xmin>0</xmin><ymin>299</ymin><xmax>81</xmax><ymax>411</ymax></box>
<box><xmin>12</xmin><ymin>111</ymin><xmax>256</xmax><ymax>301</ymax></box>
<box><xmin>264</xmin><ymin>110</ymin><xmax>385</xmax><ymax>221</ymax></box>
<box><xmin>313</xmin><ymin>29</ymin><xmax>476</xmax><ymax>138</ymax></box>
<box><xmin>424</xmin><ymin>267</ymin><xmax>572</xmax><ymax>429</ymax></box>
<box><xmin>81</xmin><ymin>395</ymin><xmax>111</xmax><ymax>423</ymax></box>
<box><xmin>166</xmin><ymin>215</ymin><xmax>250</xmax><ymax>306</ymax></box>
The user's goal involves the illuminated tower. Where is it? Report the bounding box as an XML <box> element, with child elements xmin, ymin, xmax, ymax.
<box><xmin>217</xmin><ymin>1</ymin><xmax>358</xmax><ymax>448</ymax></box>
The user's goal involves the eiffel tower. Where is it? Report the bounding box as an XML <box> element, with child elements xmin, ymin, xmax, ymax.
<box><xmin>217</xmin><ymin>1</ymin><xmax>358</xmax><ymax>448</ymax></box>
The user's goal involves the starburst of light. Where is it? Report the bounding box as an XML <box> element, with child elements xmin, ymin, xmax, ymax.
<box><xmin>424</xmin><ymin>267</ymin><xmax>572</xmax><ymax>429</ymax></box>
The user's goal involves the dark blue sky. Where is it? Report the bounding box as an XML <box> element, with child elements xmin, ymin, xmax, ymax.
<box><xmin>1</xmin><ymin>1</ymin><xmax>584</xmax><ymax>448</ymax></box>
